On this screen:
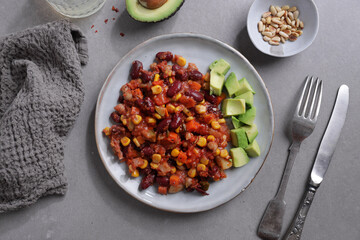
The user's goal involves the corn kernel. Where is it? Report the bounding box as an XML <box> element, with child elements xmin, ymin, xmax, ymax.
<box><xmin>154</xmin><ymin>113</ymin><xmax>162</xmax><ymax>120</ymax></box>
<box><xmin>132</xmin><ymin>115</ymin><xmax>142</xmax><ymax>125</ymax></box>
<box><xmin>193</xmin><ymin>148</ymin><xmax>200</xmax><ymax>154</ymax></box>
<box><xmin>121</xmin><ymin>119</ymin><xmax>127</xmax><ymax>125</ymax></box>
<box><xmin>128</xmin><ymin>165</ymin><xmax>134</xmax><ymax>173</ymax></box>
<box><xmin>196</xmin><ymin>137</ymin><xmax>207</xmax><ymax>147</ymax></box>
<box><xmin>171</xmin><ymin>149</ymin><xmax>180</xmax><ymax>157</ymax></box>
<box><xmin>151</xmin><ymin>85</ymin><xmax>162</xmax><ymax>95</ymax></box>
<box><xmin>211</xmin><ymin>121</ymin><xmax>221</xmax><ymax>130</ymax></box>
<box><xmin>169</xmin><ymin>77</ymin><xmax>174</xmax><ymax>84</ymax></box>
<box><xmin>120</xmin><ymin>137</ymin><xmax>131</xmax><ymax>146</ymax></box>
<box><xmin>103</xmin><ymin>127</ymin><xmax>111</xmax><ymax>136</ymax></box>
<box><xmin>220</xmin><ymin>149</ymin><xmax>229</xmax><ymax>158</ymax></box>
<box><xmin>176</xmin><ymin>159</ymin><xmax>183</xmax><ymax>166</ymax></box>
<box><xmin>175</xmin><ymin>126</ymin><xmax>180</xmax><ymax>133</ymax></box>
<box><xmin>131</xmin><ymin>169</ymin><xmax>139</xmax><ymax>177</ymax></box>
<box><xmin>153</xmin><ymin>73</ymin><xmax>160</xmax><ymax>82</ymax></box>
<box><xmin>207</xmin><ymin>135</ymin><xmax>215</xmax><ymax>142</ymax></box>
<box><xmin>139</xmin><ymin>160</ymin><xmax>148</xmax><ymax>169</ymax></box>
<box><xmin>199</xmin><ymin>99</ymin><xmax>205</xmax><ymax>105</ymax></box>
<box><xmin>150</xmin><ymin>162</ymin><xmax>159</xmax><ymax>169</ymax></box>
<box><xmin>185</xmin><ymin>116</ymin><xmax>195</xmax><ymax>122</ymax></box>
<box><xmin>215</xmin><ymin>149</ymin><xmax>221</xmax><ymax>156</ymax></box>
<box><xmin>195</xmin><ymin>105</ymin><xmax>207</xmax><ymax>114</ymax></box>
<box><xmin>197</xmin><ymin>164</ymin><xmax>206</xmax><ymax>172</ymax></box>
<box><xmin>133</xmin><ymin>137</ymin><xmax>140</xmax><ymax>147</ymax></box>
<box><xmin>218</xmin><ymin>118</ymin><xmax>226</xmax><ymax>124</ymax></box>
<box><xmin>175</xmin><ymin>93</ymin><xmax>182</xmax><ymax>101</ymax></box>
<box><xmin>170</xmin><ymin>166</ymin><xmax>177</xmax><ymax>174</ymax></box>
<box><xmin>200</xmin><ymin>157</ymin><xmax>209</xmax><ymax>165</ymax></box>
<box><xmin>147</xmin><ymin>117</ymin><xmax>156</xmax><ymax>124</ymax></box>
<box><xmin>176</xmin><ymin>56</ymin><xmax>186</xmax><ymax>67</ymax></box>
<box><xmin>167</xmin><ymin>103</ymin><xmax>176</xmax><ymax>113</ymax></box>
<box><xmin>175</xmin><ymin>106</ymin><xmax>182</xmax><ymax>113</ymax></box>
<box><xmin>188</xmin><ymin>168</ymin><xmax>197</xmax><ymax>178</ymax></box>
<box><xmin>152</xmin><ymin>154</ymin><xmax>162</xmax><ymax>163</ymax></box>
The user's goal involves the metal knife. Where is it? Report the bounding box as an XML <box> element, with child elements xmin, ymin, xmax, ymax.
<box><xmin>282</xmin><ymin>84</ymin><xmax>350</xmax><ymax>240</ymax></box>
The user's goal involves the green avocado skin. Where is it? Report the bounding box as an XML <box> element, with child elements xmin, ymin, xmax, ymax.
<box><xmin>126</xmin><ymin>0</ymin><xmax>185</xmax><ymax>22</ymax></box>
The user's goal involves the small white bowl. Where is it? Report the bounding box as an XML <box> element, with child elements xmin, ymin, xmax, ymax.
<box><xmin>247</xmin><ymin>0</ymin><xmax>319</xmax><ymax>57</ymax></box>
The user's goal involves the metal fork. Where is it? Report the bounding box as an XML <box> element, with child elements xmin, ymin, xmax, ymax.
<box><xmin>257</xmin><ymin>76</ymin><xmax>323</xmax><ymax>240</ymax></box>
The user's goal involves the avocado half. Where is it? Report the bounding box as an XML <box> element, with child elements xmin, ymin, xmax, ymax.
<box><xmin>126</xmin><ymin>0</ymin><xmax>185</xmax><ymax>22</ymax></box>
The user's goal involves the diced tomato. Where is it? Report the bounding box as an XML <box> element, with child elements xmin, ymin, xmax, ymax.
<box><xmin>153</xmin><ymin>92</ymin><xmax>170</xmax><ymax>105</ymax></box>
<box><xmin>179</xmin><ymin>96</ymin><xmax>196</xmax><ymax>108</ymax></box>
<box><xmin>185</xmin><ymin>120</ymin><xmax>200</xmax><ymax>132</ymax></box>
<box><xmin>188</xmin><ymin>81</ymin><xmax>202</xmax><ymax>91</ymax></box>
<box><xmin>169</xmin><ymin>175</ymin><xmax>181</xmax><ymax>186</ymax></box>
<box><xmin>158</xmin><ymin>186</ymin><xmax>168</xmax><ymax>195</ymax></box>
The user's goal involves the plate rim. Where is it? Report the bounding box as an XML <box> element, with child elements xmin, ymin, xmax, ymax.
<box><xmin>95</xmin><ymin>32</ymin><xmax>275</xmax><ymax>213</ymax></box>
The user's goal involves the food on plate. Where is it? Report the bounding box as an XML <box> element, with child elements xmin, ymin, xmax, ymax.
<box><xmin>126</xmin><ymin>0</ymin><xmax>185</xmax><ymax>22</ymax></box>
<box><xmin>258</xmin><ymin>5</ymin><xmax>304</xmax><ymax>45</ymax></box>
<box><xmin>103</xmin><ymin>52</ymin><xmax>233</xmax><ymax>195</ymax></box>
<box><xmin>210</xmin><ymin>61</ymin><xmax>261</xmax><ymax>163</ymax></box>
<box><xmin>209</xmin><ymin>58</ymin><xmax>230</xmax><ymax>96</ymax></box>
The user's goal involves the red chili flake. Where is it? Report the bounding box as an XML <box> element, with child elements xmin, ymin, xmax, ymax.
<box><xmin>95</xmin><ymin>30</ymin><xmax>98</xmax><ymax>33</ymax></box>
<box><xmin>91</xmin><ymin>25</ymin><xmax>94</xmax><ymax>29</ymax></box>
<box><xmin>112</xmin><ymin>6</ymin><xmax>119</xmax><ymax>12</ymax></box>
<box><xmin>112</xmin><ymin>18</ymin><xmax>116</xmax><ymax>20</ymax></box>
<box><xmin>120</xmin><ymin>32</ymin><xmax>125</xmax><ymax>37</ymax></box>
<box><xmin>104</xmin><ymin>19</ymin><xmax>108</xmax><ymax>23</ymax></box>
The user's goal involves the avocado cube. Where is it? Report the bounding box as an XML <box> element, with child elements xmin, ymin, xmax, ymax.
<box><xmin>238</xmin><ymin>106</ymin><xmax>256</xmax><ymax>125</ymax></box>
<box><xmin>230</xmin><ymin>147</ymin><xmax>250</xmax><ymax>168</ymax></box>
<box><xmin>230</xmin><ymin>128</ymin><xmax>248</xmax><ymax>148</ymax></box>
<box><xmin>225</xmin><ymin>72</ymin><xmax>242</xmax><ymax>97</ymax></box>
<box><xmin>209</xmin><ymin>58</ymin><xmax>231</xmax><ymax>75</ymax></box>
<box><xmin>235</xmin><ymin>78</ymin><xmax>256</xmax><ymax>96</ymax></box>
<box><xmin>231</xmin><ymin>116</ymin><xmax>242</xmax><ymax>129</ymax></box>
<box><xmin>245</xmin><ymin>140</ymin><xmax>261</xmax><ymax>157</ymax></box>
<box><xmin>234</xmin><ymin>91</ymin><xmax>254</xmax><ymax>106</ymax></box>
<box><xmin>222</xmin><ymin>99</ymin><xmax>246</xmax><ymax>117</ymax></box>
<box><xmin>210</xmin><ymin>70</ymin><xmax>225</xmax><ymax>96</ymax></box>
<box><xmin>241</xmin><ymin>124</ymin><xmax>258</xmax><ymax>143</ymax></box>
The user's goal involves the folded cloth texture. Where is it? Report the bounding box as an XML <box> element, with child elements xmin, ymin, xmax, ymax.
<box><xmin>0</xmin><ymin>20</ymin><xmax>88</xmax><ymax>213</ymax></box>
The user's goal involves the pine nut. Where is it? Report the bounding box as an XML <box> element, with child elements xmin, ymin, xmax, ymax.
<box><xmin>262</xmin><ymin>12</ymin><xmax>272</xmax><ymax>18</ymax></box>
<box><xmin>293</xmin><ymin>10</ymin><xmax>299</xmax><ymax>19</ymax></box>
<box><xmin>288</xmin><ymin>12</ymin><xmax>294</xmax><ymax>20</ymax></box>
<box><xmin>258</xmin><ymin>21</ymin><xmax>264</xmax><ymax>32</ymax></box>
<box><xmin>282</xmin><ymin>5</ymin><xmax>290</xmax><ymax>10</ymax></box>
<box><xmin>275</xmin><ymin>6</ymin><xmax>282</xmax><ymax>12</ymax></box>
<box><xmin>263</xmin><ymin>36</ymin><xmax>271</xmax><ymax>42</ymax></box>
<box><xmin>279</xmin><ymin>31</ymin><xmax>289</xmax><ymax>38</ymax></box>
<box><xmin>277</xmin><ymin>10</ymin><xmax>285</xmax><ymax>17</ymax></box>
<box><xmin>270</xmin><ymin>5</ymin><xmax>277</xmax><ymax>16</ymax></box>
<box><xmin>272</xmin><ymin>36</ymin><xmax>280</xmax><ymax>42</ymax></box>
<box><xmin>289</xmin><ymin>6</ymin><xmax>297</xmax><ymax>12</ymax></box>
<box><xmin>269</xmin><ymin>40</ymin><xmax>280</xmax><ymax>45</ymax></box>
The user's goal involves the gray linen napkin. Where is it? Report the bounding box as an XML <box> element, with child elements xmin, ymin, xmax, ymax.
<box><xmin>0</xmin><ymin>20</ymin><xmax>88</xmax><ymax>212</ymax></box>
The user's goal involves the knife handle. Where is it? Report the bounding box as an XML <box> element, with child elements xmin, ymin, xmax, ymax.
<box><xmin>282</xmin><ymin>185</ymin><xmax>317</xmax><ymax>240</ymax></box>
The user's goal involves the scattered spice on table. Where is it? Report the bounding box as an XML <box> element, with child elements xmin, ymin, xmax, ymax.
<box><xmin>104</xmin><ymin>19</ymin><xmax>108</xmax><ymax>24</ymax></box>
<box><xmin>112</xmin><ymin>6</ymin><xmax>119</xmax><ymax>12</ymax></box>
<box><xmin>91</xmin><ymin>25</ymin><xmax>95</xmax><ymax>29</ymax></box>
<box><xmin>95</xmin><ymin>30</ymin><xmax>98</xmax><ymax>33</ymax></box>
<box><xmin>120</xmin><ymin>32</ymin><xmax>125</xmax><ymax>37</ymax></box>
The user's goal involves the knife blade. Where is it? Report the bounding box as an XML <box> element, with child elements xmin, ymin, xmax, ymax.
<box><xmin>310</xmin><ymin>84</ymin><xmax>349</xmax><ymax>187</ymax></box>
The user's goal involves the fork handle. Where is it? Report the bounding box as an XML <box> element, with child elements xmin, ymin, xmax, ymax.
<box><xmin>282</xmin><ymin>185</ymin><xmax>317</xmax><ymax>240</ymax></box>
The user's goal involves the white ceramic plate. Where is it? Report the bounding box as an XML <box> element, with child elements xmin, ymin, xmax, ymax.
<box><xmin>95</xmin><ymin>33</ymin><xmax>274</xmax><ymax>213</ymax></box>
<box><xmin>247</xmin><ymin>0</ymin><xmax>319</xmax><ymax>57</ymax></box>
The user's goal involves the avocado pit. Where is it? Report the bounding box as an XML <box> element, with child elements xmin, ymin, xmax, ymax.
<box><xmin>138</xmin><ymin>0</ymin><xmax>167</xmax><ymax>9</ymax></box>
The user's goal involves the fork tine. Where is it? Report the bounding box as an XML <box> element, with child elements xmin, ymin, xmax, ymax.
<box><xmin>313</xmin><ymin>80</ymin><xmax>323</xmax><ymax>121</ymax></box>
<box><xmin>296</xmin><ymin>76</ymin><xmax>311</xmax><ymax>116</ymax></box>
<box><xmin>300</xmin><ymin>76</ymin><xmax>314</xmax><ymax>116</ymax></box>
<box><xmin>308</xmin><ymin>78</ymin><xmax>320</xmax><ymax>119</ymax></box>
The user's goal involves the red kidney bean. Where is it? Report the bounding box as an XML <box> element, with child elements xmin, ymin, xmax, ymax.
<box><xmin>170</xmin><ymin>113</ymin><xmax>183</xmax><ymax>130</ymax></box>
<box><xmin>176</xmin><ymin>69</ymin><xmax>188</xmax><ymax>81</ymax></box>
<box><xmin>156</xmin><ymin>51</ymin><xmax>173</xmax><ymax>62</ymax></box>
<box><xmin>140</xmin><ymin>166</ymin><xmax>152</xmax><ymax>176</ymax></box>
<box><xmin>140</xmin><ymin>69</ymin><xmax>152</xmax><ymax>83</ymax></box>
<box><xmin>185</xmin><ymin>90</ymin><xmax>204</xmax><ymax>102</ymax></box>
<box><xmin>167</xmin><ymin>81</ymin><xmax>182</xmax><ymax>97</ymax></box>
<box><xmin>118</xmin><ymin>95</ymin><xmax>124</xmax><ymax>103</ymax></box>
<box><xmin>141</xmin><ymin>146</ymin><xmax>154</xmax><ymax>158</ymax></box>
<box><xmin>110</xmin><ymin>112</ymin><xmax>121</xmax><ymax>123</ymax></box>
<box><xmin>130</xmin><ymin>60</ymin><xmax>143</xmax><ymax>79</ymax></box>
<box><xmin>204</xmin><ymin>92</ymin><xmax>217</xmax><ymax>104</ymax></box>
<box><xmin>157</xmin><ymin>118</ymin><xmax>172</xmax><ymax>132</ymax></box>
<box><xmin>172</xmin><ymin>64</ymin><xmax>181</xmax><ymax>73</ymax></box>
<box><xmin>141</xmin><ymin>97</ymin><xmax>155</xmax><ymax>113</ymax></box>
<box><xmin>156</xmin><ymin>176</ymin><xmax>170</xmax><ymax>187</ymax></box>
<box><xmin>188</xmin><ymin>70</ymin><xmax>203</xmax><ymax>80</ymax></box>
<box><xmin>140</xmin><ymin>173</ymin><xmax>156</xmax><ymax>190</ymax></box>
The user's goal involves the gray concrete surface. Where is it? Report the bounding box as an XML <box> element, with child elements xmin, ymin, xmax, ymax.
<box><xmin>0</xmin><ymin>0</ymin><xmax>359</xmax><ymax>239</ymax></box>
